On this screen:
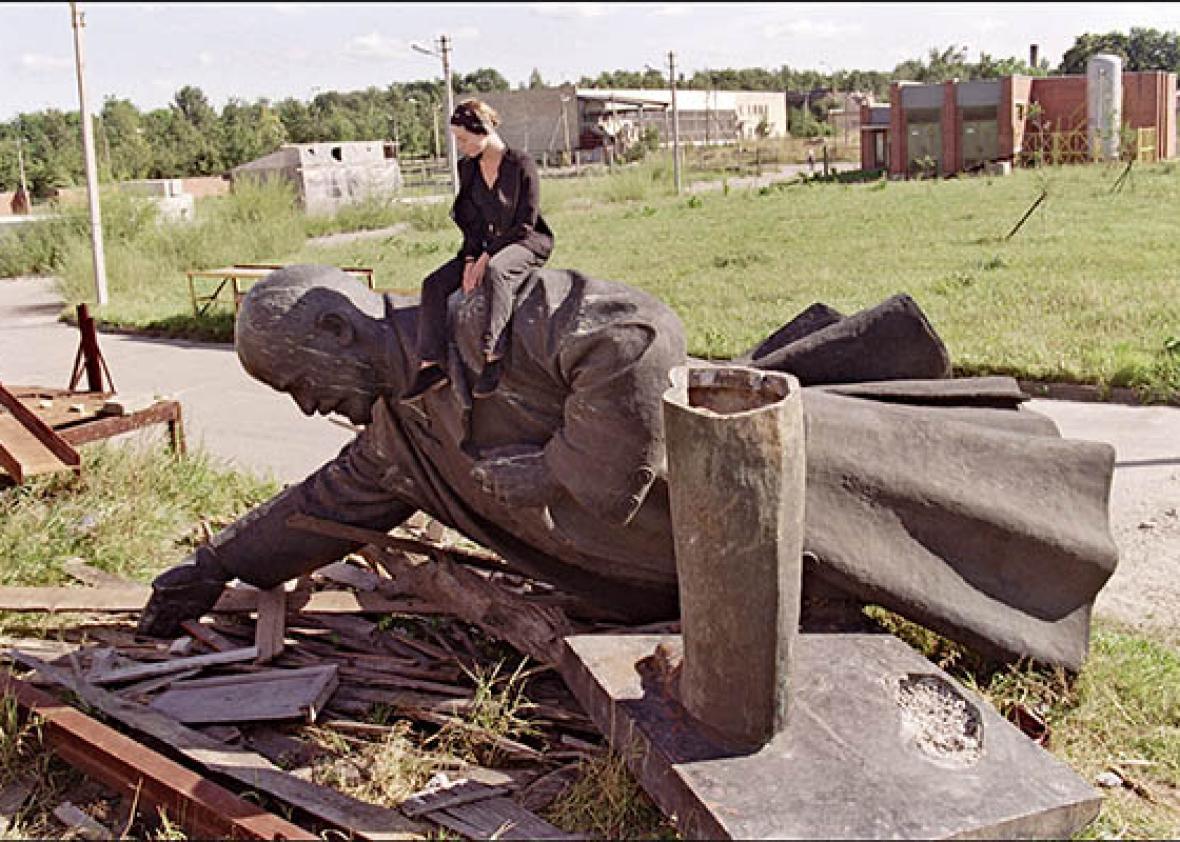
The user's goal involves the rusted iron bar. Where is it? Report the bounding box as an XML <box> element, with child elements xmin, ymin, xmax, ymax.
<box><xmin>0</xmin><ymin>669</ymin><xmax>315</xmax><ymax>840</ymax></box>
<box><xmin>56</xmin><ymin>399</ymin><xmax>186</xmax><ymax>455</ymax></box>
<box><xmin>68</xmin><ymin>303</ymin><xmax>114</xmax><ymax>393</ymax></box>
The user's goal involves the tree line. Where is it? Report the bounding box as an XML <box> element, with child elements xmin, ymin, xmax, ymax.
<box><xmin>2</xmin><ymin>27</ymin><xmax>1177</xmax><ymax>195</ymax></box>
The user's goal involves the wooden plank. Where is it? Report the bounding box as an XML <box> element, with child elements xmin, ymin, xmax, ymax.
<box><xmin>400</xmin><ymin>779</ymin><xmax>509</xmax><ymax>818</ymax></box>
<box><xmin>432</xmin><ymin>796</ymin><xmax>580</xmax><ymax>840</ymax></box>
<box><xmin>180</xmin><ymin>619</ymin><xmax>238</xmax><ymax>653</ymax></box>
<box><xmin>61</xmin><ymin>558</ymin><xmax>132</xmax><ymax>588</ymax></box>
<box><xmin>0</xmin><ymin>382</ymin><xmax>81</xmax><ymax>476</ymax></box>
<box><xmin>52</xmin><ymin>802</ymin><xmax>111</xmax><ymax>840</ymax></box>
<box><xmin>0</xmin><ymin>415</ymin><xmax>69</xmax><ymax>482</ymax></box>
<box><xmin>254</xmin><ymin>586</ymin><xmax>287</xmax><ymax>663</ymax></box>
<box><xmin>0</xmin><ymin>667</ymin><xmax>316</xmax><ymax>840</ymax></box>
<box><xmin>7</xmin><ymin>653</ymin><xmax>422</xmax><ymax>840</ymax></box>
<box><xmin>314</xmin><ymin>560</ymin><xmax>382</xmax><ymax>592</ymax></box>
<box><xmin>89</xmin><ymin>647</ymin><xmax>260</xmax><ymax>685</ymax></box>
<box><xmin>0</xmin><ymin>585</ymin><xmax>435</xmax><ymax>615</ymax></box>
<box><xmin>288</xmin><ymin>516</ymin><xmax>577</xmax><ymax>666</ymax></box>
<box><xmin>149</xmin><ymin>665</ymin><xmax>339</xmax><ymax>725</ymax></box>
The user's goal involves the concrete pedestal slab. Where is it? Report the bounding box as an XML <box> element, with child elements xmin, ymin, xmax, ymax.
<box><xmin>560</xmin><ymin>632</ymin><xmax>1101</xmax><ymax>840</ymax></box>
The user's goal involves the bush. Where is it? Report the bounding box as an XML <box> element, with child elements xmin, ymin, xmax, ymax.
<box><xmin>55</xmin><ymin>177</ymin><xmax>305</xmax><ymax>308</ymax></box>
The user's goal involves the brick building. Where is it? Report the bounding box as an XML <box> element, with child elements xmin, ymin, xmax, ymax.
<box><xmin>860</xmin><ymin>61</ymin><xmax>1177</xmax><ymax>177</ymax></box>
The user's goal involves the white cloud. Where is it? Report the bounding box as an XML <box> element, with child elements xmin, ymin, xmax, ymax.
<box><xmin>651</xmin><ymin>3</ymin><xmax>691</xmax><ymax>16</ymax></box>
<box><xmin>17</xmin><ymin>53</ymin><xmax>73</xmax><ymax>73</ymax></box>
<box><xmin>197</xmin><ymin>50</ymin><xmax>215</xmax><ymax>67</ymax></box>
<box><xmin>345</xmin><ymin>31</ymin><xmax>409</xmax><ymax>61</ymax></box>
<box><xmin>453</xmin><ymin>25</ymin><xmax>481</xmax><ymax>41</ymax></box>
<box><xmin>764</xmin><ymin>18</ymin><xmax>859</xmax><ymax>39</ymax></box>
<box><xmin>529</xmin><ymin>3</ymin><xmax>611</xmax><ymax>19</ymax></box>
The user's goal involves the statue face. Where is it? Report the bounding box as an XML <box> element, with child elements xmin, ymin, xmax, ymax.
<box><xmin>265</xmin><ymin>345</ymin><xmax>382</xmax><ymax>426</ymax></box>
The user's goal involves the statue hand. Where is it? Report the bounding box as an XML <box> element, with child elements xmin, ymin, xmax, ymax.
<box><xmin>471</xmin><ymin>449</ymin><xmax>559</xmax><ymax>508</ymax></box>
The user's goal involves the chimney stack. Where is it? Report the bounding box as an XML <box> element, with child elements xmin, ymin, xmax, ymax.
<box><xmin>1030</xmin><ymin>44</ymin><xmax>1039</xmax><ymax>70</ymax></box>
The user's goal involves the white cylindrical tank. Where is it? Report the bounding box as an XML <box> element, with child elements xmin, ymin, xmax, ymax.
<box><xmin>1087</xmin><ymin>53</ymin><xmax>1123</xmax><ymax>161</ymax></box>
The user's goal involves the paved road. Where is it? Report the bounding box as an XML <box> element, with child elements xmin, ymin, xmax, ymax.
<box><xmin>0</xmin><ymin>276</ymin><xmax>352</xmax><ymax>485</ymax></box>
<box><xmin>2</xmin><ymin>275</ymin><xmax>1176</xmax><ymax>637</ymax></box>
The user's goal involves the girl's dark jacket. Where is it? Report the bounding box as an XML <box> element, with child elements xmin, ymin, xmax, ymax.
<box><xmin>451</xmin><ymin>147</ymin><xmax>554</xmax><ymax>261</ymax></box>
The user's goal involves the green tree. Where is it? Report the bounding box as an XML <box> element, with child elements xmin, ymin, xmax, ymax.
<box><xmin>528</xmin><ymin>68</ymin><xmax>545</xmax><ymax>89</ymax></box>
<box><xmin>1059</xmin><ymin>27</ymin><xmax>1180</xmax><ymax>73</ymax></box>
<box><xmin>458</xmin><ymin>67</ymin><xmax>510</xmax><ymax>93</ymax></box>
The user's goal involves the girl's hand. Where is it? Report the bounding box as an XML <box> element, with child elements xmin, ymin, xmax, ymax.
<box><xmin>464</xmin><ymin>253</ymin><xmax>490</xmax><ymax>293</ymax></box>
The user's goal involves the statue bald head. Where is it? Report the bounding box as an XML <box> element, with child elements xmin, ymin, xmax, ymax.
<box><xmin>235</xmin><ymin>264</ymin><xmax>401</xmax><ymax>425</ymax></box>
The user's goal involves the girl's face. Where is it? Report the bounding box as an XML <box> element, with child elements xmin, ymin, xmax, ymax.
<box><xmin>451</xmin><ymin>125</ymin><xmax>488</xmax><ymax>158</ymax></box>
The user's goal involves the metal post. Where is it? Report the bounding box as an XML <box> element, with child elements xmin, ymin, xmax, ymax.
<box><xmin>669</xmin><ymin>51</ymin><xmax>682</xmax><ymax>194</ymax></box>
<box><xmin>69</xmin><ymin>1</ymin><xmax>108</xmax><ymax>306</ymax></box>
<box><xmin>440</xmin><ymin>35</ymin><xmax>458</xmax><ymax>195</ymax></box>
<box><xmin>16</xmin><ymin>137</ymin><xmax>30</xmax><ymax>202</ymax></box>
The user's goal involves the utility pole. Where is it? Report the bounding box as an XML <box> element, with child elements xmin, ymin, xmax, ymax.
<box><xmin>15</xmin><ymin>136</ymin><xmax>30</xmax><ymax>202</ymax></box>
<box><xmin>412</xmin><ymin>34</ymin><xmax>458</xmax><ymax>195</ymax></box>
<box><xmin>669</xmin><ymin>50</ymin><xmax>681</xmax><ymax>194</ymax></box>
<box><xmin>70</xmin><ymin>1</ymin><xmax>108</xmax><ymax>306</ymax></box>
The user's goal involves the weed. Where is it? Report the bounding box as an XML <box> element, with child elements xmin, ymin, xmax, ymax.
<box><xmin>545</xmin><ymin>749</ymin><xmax>674</xmax><ymax>839</ymax></box>
<box><xmin>429</xmin><ymin>659</ymin><xmax>538</xmax><ymax>766</ymax></box>
<box><xmin>0</xmin><ymin>441</ymin><xmax>277</xmax><ymax>586</ymax></box>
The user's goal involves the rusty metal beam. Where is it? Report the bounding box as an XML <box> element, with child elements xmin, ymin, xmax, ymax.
<box><xmin>0</xmin><ymin>669</ymin><xmax>315</xmax><ymax>840</ymax></box>
<box><xmin>56</xmin><ymin>400</ymin><xmax>186</xmax><ymax>455</ymax></box>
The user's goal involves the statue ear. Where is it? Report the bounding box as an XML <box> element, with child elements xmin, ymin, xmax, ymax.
<box><xmin>315</xmin><ymin>310</ymin><xmax>356</xmax><ymax>347</ymax></box>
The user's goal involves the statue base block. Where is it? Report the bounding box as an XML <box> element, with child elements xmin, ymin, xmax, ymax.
<box><xmin>560</xmin><ymin>632</ymin><xmax>1100</xmax><ymax>839</ymax></box>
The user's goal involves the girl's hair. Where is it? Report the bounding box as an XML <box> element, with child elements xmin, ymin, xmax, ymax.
<box><xmin>450</xmin><ymin>98</ymin><xmax>500</xmax><ymax>135</ymax></box>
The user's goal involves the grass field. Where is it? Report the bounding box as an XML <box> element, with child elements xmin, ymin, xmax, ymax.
<box><xmin>8</xmin><ymin>156</ymin><xmax>1179</xmax><ymax>399</ymax></box>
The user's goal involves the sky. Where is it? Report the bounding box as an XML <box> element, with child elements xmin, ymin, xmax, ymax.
<box><xmin>5</xmin><ymin>1</ymin><xmax>1180</xmax><ymax>120</ymax></box>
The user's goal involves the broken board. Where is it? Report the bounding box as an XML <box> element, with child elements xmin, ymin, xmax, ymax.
<box><xmin>560</xmin><ymin>632</ymin><xmax>1102</xmax><ymax>840</ymax></box>
<box><xmin>149</xmin><ymin>665</ymin><xmax>339</xmax><ymax>724</ymax></box>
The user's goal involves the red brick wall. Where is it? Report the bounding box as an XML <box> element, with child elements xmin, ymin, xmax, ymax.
<box><xmin>1029</xmin><ymin>76</ymin><xmax>1087</xmax><ymax>133</ymax></box>
<box><xmin>889</xmin><ymin>83</ymin><xmax>906</xmax><ymax>176</ymax></box>
<box><xmin>942</xmin><ymin>81</ymin><xmax>959</xmax><ymax>174</ymax></box>
<box><xmin>1122</xmin><ymin>71</ymin><xmax>1176</xmax><ymax>159</ymax></box>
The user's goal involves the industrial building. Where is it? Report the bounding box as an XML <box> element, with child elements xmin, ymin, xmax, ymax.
<box><xmin>860</xmin><ymin>55</ymin><xmax>1177</xmax><ymax>177</ymax></box>
<box><xmin>230</xmin><ymin>141</ymin><xmax>403</xmax><ymax>215</ymax></box>
<box><xmin>476</xmin><ymin>86</ymin><xmax>789</xmax><ymax>163</ymax></box>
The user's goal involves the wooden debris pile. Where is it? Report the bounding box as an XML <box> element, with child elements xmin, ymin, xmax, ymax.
<box><xmin>0</xmin><ymin>514</ymin><xmax>670</xmax><ymax>840</ymax></box>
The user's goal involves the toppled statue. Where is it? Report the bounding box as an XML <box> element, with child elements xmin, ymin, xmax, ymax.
<box><xmin>139</xmin><ymin>264</ymin><xmax>1119</xmax><ymax>671</ymax></box>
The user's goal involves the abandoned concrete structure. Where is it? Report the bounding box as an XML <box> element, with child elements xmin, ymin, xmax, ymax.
<box><xmin>860</xmin><ymin>59</ymin><xmax>1178</xmax><ymax>176</ymax></box>
<box><xmin>476</xmin><ymin>86</ymin><xmax>789</xmax><ymax>164</ymax></box>
<box><xmin>230</xmin><ymin>141</ymin><xmax>403</xmax><ymax>215</ymax></box>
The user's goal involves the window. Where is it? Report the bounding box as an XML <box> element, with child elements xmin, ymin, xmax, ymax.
<box><xmin>331</xmin><ymin>146</ymin><xmax>343</xmax><ymax>162</ymax></box>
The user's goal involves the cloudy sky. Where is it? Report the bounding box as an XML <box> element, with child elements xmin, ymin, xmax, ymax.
<box><xmin>5</xmin><ymin>2</ymin><xmax>1180</xmax><ymax>120</ymax></box>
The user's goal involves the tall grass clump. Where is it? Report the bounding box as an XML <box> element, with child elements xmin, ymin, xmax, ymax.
<box><xmin>0</xmin><ymin>205</ymin><xmax>88</xmax><ymax>278</ymax></box>
<box><xmin>55</xmin><ymin>177</ymin><xmax>305</xmax><ymax>321</ymax></box>
<box><xmin>303</xmin><ymin>194</ymin><xmax>408</xmax><ymax>238</ymax></box>
<box><xmin>0</xmin><ymin>440</ymin><xmax>277</xmax><ymax>586</ymax></box>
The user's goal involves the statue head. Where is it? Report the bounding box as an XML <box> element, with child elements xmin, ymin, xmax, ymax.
<box><xmin>235</xmin><ymin>264</ymin><xmax>403</xmax><ymax>426</ymax></box>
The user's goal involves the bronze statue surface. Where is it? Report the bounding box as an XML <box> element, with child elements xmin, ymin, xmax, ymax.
<box><xmin>140</xmin><ymin>264</ymin><xmax>1118</xmax><ymax>670</ymax></box>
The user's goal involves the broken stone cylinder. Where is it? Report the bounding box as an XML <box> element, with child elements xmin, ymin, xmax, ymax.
<box><xmin>662</xmin><ymin>365</ymin><xmax>805</xmax><ymax>750</ymax></box>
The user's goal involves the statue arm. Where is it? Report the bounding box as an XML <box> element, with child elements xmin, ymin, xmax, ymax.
<box><xmin>196</xmin><ymin>424</ymin><xmax>416</xmax><ymax>588</ymax></box>
<box><xmin>541</xmin><ymin>308</ymin><xmax>686</xmax><ymax>525</ymax></box>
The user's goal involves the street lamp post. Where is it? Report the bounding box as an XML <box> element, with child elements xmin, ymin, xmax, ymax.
<box><xmin>412</xmin><ymin>35</ymin><xmax>458</xmax><ymax>195</ymax></box>
<box><xmin>668</xmin><ymin>51</ymin><xmax>682</xmax><ymax>194</ymax></box>
<box><xmin>69</xmin><ymin>1</ymin><xmax>108</xmax><ymax>306</ymax></box>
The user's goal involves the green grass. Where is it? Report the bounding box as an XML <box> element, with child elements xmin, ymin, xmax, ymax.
<box><xmin>0</xmin><ymin>441</ymin><xmax>277</xmax><ymax>587</ymax></box>
<box><xmin>4</xmin><ymin>159</ymin><xmax>1178</xmax><ymax>399</ymax></box>
<box><xmin>258</xmin><ymin>160</ymin><xmax>1180</xmax><ymax>401</ymax></box>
